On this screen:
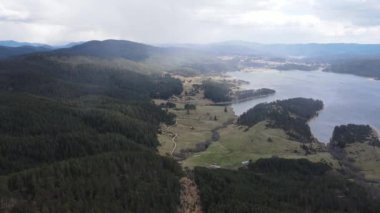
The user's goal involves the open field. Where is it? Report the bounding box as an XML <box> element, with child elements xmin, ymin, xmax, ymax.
<box><xmin>182</xmin><ymin>121</ymin><xmax>338</xmax><ymax>169</ymax></box>
<box><xmin>156</xmin><ymin>75</ymin><xmax>236</xmax><ymax>157</ymax></box>
<box><xmin>344</xmin><ymin>143</ymin><xmax>380</xmax><ymax>181</ymax></box>
<box><xmin>157</xmin><ymin>75</ymin><xmax>339</xmax><ymax>170</ymax></box>
<box><xmin>158</xmin><ymin>103</ymin><xmax>235</xmax><ymax>156</ymax></box>
<box><xmin>157</xmin><ymin>74</ymin><xmax>380</xmax><ymax>192</ymax></box>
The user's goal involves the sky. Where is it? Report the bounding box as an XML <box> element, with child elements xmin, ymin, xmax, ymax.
<box><xmin>1</xmin><ymin>0</ymin><xmax>380</xmax><ymax>44</ymax></box>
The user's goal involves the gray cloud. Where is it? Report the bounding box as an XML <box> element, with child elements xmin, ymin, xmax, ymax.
<box><xmin>0</xmin><ymin>0</ymin><xmax>380</xmax><ymax>44</ymax></box>
<box><xmin>315</xmin><ymin>0</ymin><xmax>380</xmax><ymax>26</ymax></box>
<box><xmin>0</xmin><ymin>4</ymin><xmax>29</xmax><ymax>21</ymax></box>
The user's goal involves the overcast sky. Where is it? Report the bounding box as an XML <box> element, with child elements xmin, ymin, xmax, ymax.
<box><xmin>1</xmin><ymin>0</ymin><xmax>380</xmax><ymax>44</ymax></box>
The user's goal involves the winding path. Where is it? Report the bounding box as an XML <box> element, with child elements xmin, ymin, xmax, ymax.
<box><xmin>171</xmin><ymin>133</ymin><xmax>178</xmax><ymax>155</ymax></box>
<box><xmin>164</xmin><ymin>120</ymin><xmax>178</xmax><ymax>156</ymax></box>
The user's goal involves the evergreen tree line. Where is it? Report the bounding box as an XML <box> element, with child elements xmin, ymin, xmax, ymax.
<box><xmin>0</xmin><ymin>55</ymin><xmax>183</xmax><ymax>100</ymax></box>
<box><xmin>1</xmin><ymin>151</ymin><xmax>183</xmax><ymax>213</ymax></box>
<box><xmin>238</xmin><ymin>98</ymin><xmax>323</xmax><ymax>142</ymax></box>
<box><xmin>202</xmin><ymin>80</ymin><xmax>231</xmax><ymax>102</ymax></box>
<box><xmin>194</xmin><ymin>158</ymin><xmax>380</xmax><ymax>213</ymax></box>
<box><xmin>0</xmin><ymin>55</ymin><xmax>184</xmax><ymax>212</ymax></box>
<box><xmin>0</xmin><ymin>53</ymin><xmax>379</xmax><ymax>213</ymax></box>
<box><xmin>330</xmin><ymin>124</ymin><xmax>380</xmax><ymax>148</ymax></box>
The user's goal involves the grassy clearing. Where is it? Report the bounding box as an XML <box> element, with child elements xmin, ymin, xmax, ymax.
<box><xmin>345</xmin><ymin>143</ymin><xmax>380</xmax><ymax>181</ymax></box>
<box><xmin>158</xmin><ymin>103</ymin><xmax>235</xmax><ymax>156</ymax></box>
<box><xmin>156</xmin><ymin>75</ymin><xmax>237</xmax><ymax>156</ymax></box>
<box><xmin>182</xmin><ymin>121</ymin><xmax>338</xmax><ymax>169</ymax></box>
<box><xmin>157</xmin><ymin>75</ymin><xmax>338</xmax><ymax>171</ymax></box>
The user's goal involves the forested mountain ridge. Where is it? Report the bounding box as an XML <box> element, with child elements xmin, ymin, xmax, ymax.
<box><xmin>0</xmin><ymin>46</ymin><xmax>51</xmax><ymax>59</ymax></box>
<box><xmin>0</xmin><ymin>91</ymin><xmax>179</xmax><ymax>174</ymax></box>
<box><xmin>0</xmin><ymin>43</ymin><xmax>185</xmax><ymax>212</ymax></box>
<box><xmin>0</xmin><ymin>39</ymin><xmax>379</xmax><ymax>212</ymax></box>
<box><xmin>326</xmin><ymin>57</ymin><xmax>380</xmax><ymax>79</ymax></box>
<box><xmin>0</xmin><ymin>55</ymin><xmax>182</xmax><ymax>100</ymax></box>
<box><xmin>53</xmin><ymin>40</ymin><xmax>165</xmax><ymax>61</ymax></box>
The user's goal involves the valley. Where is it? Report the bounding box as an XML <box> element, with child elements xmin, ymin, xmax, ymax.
<box><xmin>155</xmin><ymin>66</ymin><xmax>380</xmax><ymax>175</ymax></box>
<box><xmin>0</xmin><ymin>39</ymin><xmax>380</xmax><ymax>212</ymax></box>
<box><xmin>153</xmin><ymin>67</ymin><xmax>380</xmax><ymax>209</ymax></box>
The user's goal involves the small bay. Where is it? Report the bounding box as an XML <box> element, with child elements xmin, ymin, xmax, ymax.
<box><xmin>229</xmin><ymin>69</ymin><xmax>380</xmax><ymax>143</ymax></box>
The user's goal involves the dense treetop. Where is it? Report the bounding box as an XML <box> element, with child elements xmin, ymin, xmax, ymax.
<box><xmin>0</xmin><ymin>41</ymin><xmax>379</xmax><ymax>212</ymax></box>
<box><xmin>331</xmin><ymin>124</ymin><xmax>380</xmax><ymax>148</ymax></box>
<box><xmin>238</xmin><ymin>98</ymin><xmax>323</xmax><ymax>142</ymax></box>
<box><xmin>194</xmin><ymin>158</ymin><xmax>380</xmax><ymax>213</ymax></box>
<box><xmin>0</xmin><ymin>55</ymin><xmax>182</xmax><ymax>100</ymax></box>
<box><xmin>0</xmin><ymin>151</ymin><xmax>183</xmax><ymax>213</ymax></box>
<box><xmin>202</xmin><ymin>80</ymin><xmax>231</xmax><ymax>102</ymax></box>
<box><xmin>0</xmin><ymin>51</ymin><xmax>184</xmax><ymax>212</ymax></box>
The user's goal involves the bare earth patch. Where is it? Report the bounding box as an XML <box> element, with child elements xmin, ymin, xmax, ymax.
<box><xmin>179</xmin><ymin>177</ymin><xmax>203</xmax><ymax>213</ymax></box>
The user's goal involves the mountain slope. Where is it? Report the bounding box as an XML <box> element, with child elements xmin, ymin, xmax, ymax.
<box><xmin>54</xmin><ymin>39</ymin><xmax>165</xmax><ymax>61</ymax></box>
<box><xmin>0</xmin><ymin>40</ymin><xmax>50</xmax><ymax>48</ymax></box>
<box><xmin>0</xmin><ymin>55</ymin><xmax>182</xmax><ymax>100</ymax></box>
<box><xmin>0</xmin><ymin>46</ymin><xmax>51</xmax><ymax>59</ymax></box>
<box><xmin>0</xmin><ymin>52</ymin><xmax>184</xmax><ymax>212</ymax></box>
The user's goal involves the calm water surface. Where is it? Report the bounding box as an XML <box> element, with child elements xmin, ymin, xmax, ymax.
<box><xmin>229</xmin><ymin>70</ymin><xmax>380</xmax><ymax>143</ymax></box>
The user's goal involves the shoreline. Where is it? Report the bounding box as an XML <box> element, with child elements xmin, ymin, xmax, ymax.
<box><xmin>209</xmin><ymin>93</ymin><xmax>276</xmax><ymax>106</ymax></box>
<box><xmin>230</xmin><ymin>65</ymin><xmax>380</xmax><ymax>82</ymax></box>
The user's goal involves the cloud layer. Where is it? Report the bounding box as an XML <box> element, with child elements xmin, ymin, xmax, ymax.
<box><xmin>0</xmin><ymin>0</ymin><xmax>379</xmax><ymax>44</ymax></box>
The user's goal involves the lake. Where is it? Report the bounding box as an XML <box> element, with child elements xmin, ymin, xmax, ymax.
<box><xmin>229</xmin><ymin>70</ymin><xmax>380</xmax><ymax>143</ymax></box>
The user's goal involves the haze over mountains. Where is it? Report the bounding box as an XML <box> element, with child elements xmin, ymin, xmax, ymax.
<box><xmin>0</xmin><ymin>41</ymin><xmax>86</xmax><ymax>59</ymax></box>
<box><xmin>2</xmin><ymin>39</ymin><xmax>380</xmax><ymax>81</ymax></box>
<box><xmin>53</xmin><ymin>40</ymin><xmax>167</xmax><ymax>61</ymax></box>
<box><xmin>0</xmin><ymin>40</ymin><xmax>51</xmax><ymax>48</ymax></box>
<box><xmin>0</xmin><ymin>45</ymin><xmax>51</xmax><ymax>59</ymax></box>
<box><xmin>0</xmin><ymin>37</ymin><xmax>379</xmax><ymax>212</ymax></box>
<box><xmin>194</xmin><ymin>42</ymin><xmax>380</xmax><ymax>58</ymax></box>
<box><xmin>3</xmin><ymin>39</ymin><xmax>380</xmax><ymax>59</ymax></box>
<box><xmin>1</xmin><ymin>0</ymin><xmax>380</xmax><ymax>211</ymax></box>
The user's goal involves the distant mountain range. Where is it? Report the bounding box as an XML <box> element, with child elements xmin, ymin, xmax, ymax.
<box><xmin>0</xmin><ymin>40</ymin><xmax>87</xmax><ymax>59</ymax></box>
<box><xmin>52</xmin><ymin>39</ymin><xmax>166</xmax><ymax>61</ymax></box>
<box><xmin>0</xmin><ymin>40</ymin><xmax>51</xmax><ymax>48</ymax></box>
<box><xmin>0</xmin><ymin>40</ymin><xmax>162</xmax><ymax>60</ymax></box>
<box><xmin>1</xmin><ymin>39</ymin><xmax>380</xmax><ymax>82</ymax></box>
<box><xmin>177</xmin><ymin>41</ymin><xmax>380</xmax><ymax>58</ymax></box>
<box><xmin>0</xmin><ymin>46</ymin><xmax>51</xmax><ymax>59</ymax></box>
<box><xmin>0</xmin><ymin>38</ymin><xmax>379</xmax><ymax>212</ymax></box>
<box><xmin>0</xmin><ymin>40</ymin><xmax>83</xmax><ymax>49</ymax></box>
<box><xmin>0</xmin><ymin>40</ymin><xmax>226</xmax><ymax>74</ymax></box>
<box><xmin>3</xmin><ymin>39</ymin><xmax>380</xmax><ymax>60</ymax></box>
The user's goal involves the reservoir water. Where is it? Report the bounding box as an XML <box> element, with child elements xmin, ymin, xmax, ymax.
<box><xmin>229</xmin><ymin>70</ymin><xmax>380</xmax><ymax>143</ymax></box>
